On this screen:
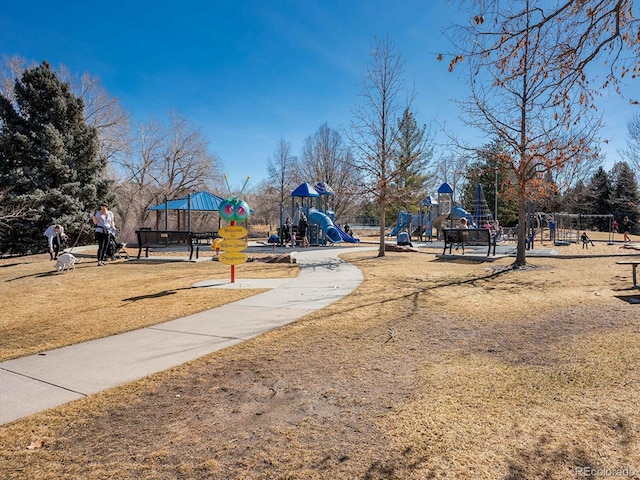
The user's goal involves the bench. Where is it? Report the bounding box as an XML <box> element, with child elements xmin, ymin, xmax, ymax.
<box><xmin>442</xmin><ymin>228</ymin><xmax>496</xmax><ymax>256</ymax></box>
<box><xmin>190</xmin><ymin>231</ymin><xmax>221</xmax><ymax>258</ymax></box>
<box><xmin>135</xmin><ymin>230</ymin><xmax>194</xmax><ymax>260</ymax></box>
<box><xmin>189</xmin><ymin>231</ymin><xmax>219</xmax><ymax>244</ymax></box>
<box><xmin>616</xmin><ymin>260</ymin><xmax>640</xmax><ymax>288</ymax></box>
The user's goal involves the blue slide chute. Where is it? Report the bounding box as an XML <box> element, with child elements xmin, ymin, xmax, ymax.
<box><xmin>308</xmin><ymin>208</ymin><xmax>342</xmax><ymax>243</ymax></box>
<box><xmin>388</xmin><ymin>223</ymin><xmax>405</xmax><ymax>237</ymax></box>
<box><xmin>451</xmin><ymin>205</ymin><xmax>476</xmax><ymax>228</ymax></box>
<box><xmin>334</xmin><ymin>224</ymin><xmax>360</xmax><ymax>243</ymax></box>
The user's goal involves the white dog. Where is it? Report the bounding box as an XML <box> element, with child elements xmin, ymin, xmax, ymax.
<box><xmin>54</xmin><ymin>253</ymin><xmax>82</xmax><ymax>273</ymax></box>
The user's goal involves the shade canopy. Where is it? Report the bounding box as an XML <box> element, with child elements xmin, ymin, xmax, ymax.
<box><xmin>291</xmin><ymin>182</ymin><xmax>320</xmax><ymax>198</ymax></box>
<box><xmin>148</xmin><ymin>191</ymin><xmax>226</xmax><ymax>211</ymax></box>
<box><xmin>438</xmin><ymin>182</ymin><xmax>453</xmax><ymax>194</ymax></box>
<box><xmin>314</xmin><ymin>181</ymin><xmax>334</xmax><ymax>195</ymax></box>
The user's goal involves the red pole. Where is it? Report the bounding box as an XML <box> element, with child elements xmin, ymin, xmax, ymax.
<box><xmin>230</xmin><ymin>220</ymin><xmax>235</xmax><ymax>283</ymax></box>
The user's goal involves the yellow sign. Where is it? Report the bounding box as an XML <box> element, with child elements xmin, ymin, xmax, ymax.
<box><xmin>221</xmin><ymin>239</ymin><xmax>248</xmax><ymax>252</ymax></box>
<box><xmin>219</xmin><ymin>252</ymin><xmax>248</xmax><ymax>265</ymax></box>
<box><xmin>219</xmin><ymin>225</ymin><xmax>248</xmax><ymax>239</ymax></box>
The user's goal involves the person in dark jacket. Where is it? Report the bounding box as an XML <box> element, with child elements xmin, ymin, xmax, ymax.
<box><xmin>298</xmin><ymin>213</ymin><xmax>310</xmax><ymax>247</ymax></box>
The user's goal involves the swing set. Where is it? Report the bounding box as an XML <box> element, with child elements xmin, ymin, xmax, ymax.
<box><xmin>546</xmin><ymin>213</ymin><xmax>615</xmax><ymax>245</ymax></box>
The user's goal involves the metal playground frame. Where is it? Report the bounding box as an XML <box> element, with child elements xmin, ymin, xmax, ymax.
<box><xmin>549</xmin><ymin>213</ymin><xmax>615</xmax><ymax>245</ymax></box>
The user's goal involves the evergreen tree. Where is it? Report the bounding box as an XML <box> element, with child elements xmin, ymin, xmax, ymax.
<box><xmin>609</xmin><ymin>161</ymin><xmax>640</xmax><ymax>226</ymax></box>
<box><xmin>562</xmin><ymin>180</ymin><xmax>591</xmax><ymax>215</ymax></box>
<box><xmin>587</xmin><ymin>167</ymin><xmax>613</xmax><ymax>230</ymax></box>
<box><xmin>461</xmin><ymin>140</ymin><xmax>518</xmax><ymax>227</ymax></box>
<box><xmin>387</xmin><ymin>107</ymin><xmax>432</xmax><ymax>221</ymax></box>
<box><xmin>0</xmin><ymin>61</ymin><xmax>111</xmax><ymax>254</ymax></box>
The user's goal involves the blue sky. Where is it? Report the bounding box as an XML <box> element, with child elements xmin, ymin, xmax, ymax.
<box><xmin>2</xmin><ymin>0</ymin><xmax>638</xmax><ymax>189</ymax></box>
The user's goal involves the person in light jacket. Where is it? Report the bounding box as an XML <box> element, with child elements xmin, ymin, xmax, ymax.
<box><xmin>91</xmin><ymin>202</ymin><xmax>116</xmax><ymax>266</ymax></box>
<box><xmin>43</xmin><ymin>224</ymin><xmax>66</xmax><ymax>260</ymax></box>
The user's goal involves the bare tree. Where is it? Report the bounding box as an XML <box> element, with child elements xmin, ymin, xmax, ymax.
<box><xmin>622</xmin><ymin>114</ymin><xmax>640</xmax><ymax>171</ymax></box>
<box><xmin>266</xmin><ymin>136</ymin><xmax>298</xmax><ymax>221</ymax></box>
<box><xmin>448</xmin><ymin>0</ymin><xmax>618</xmax><ymax>267</ymax></box>
<box><xmin>433</xmin><ymin>152</ymin><xmax>471</xmax><ymax>204</ymax></box>
<box><xmin>0</xmin><ymin>55</ymin><xmax>31</xmax><ymax>102</ymax></box>
<box><xmin>115</xmin><ymin>113</ymin><xmax>224</xmax><ymax>236</ymax></box>
<box><xmin>162</xmin><ymin>113</ymin><xmax>221</xmax><ymax>193</ymax></box>
<box><xmin>247</xmin><ymin>137</ymin><xmax>298</xmax><ymax>231</ymax></box>
<box><xmin>550</xmin><ymin>142</ymin><xmax>602</xmax><ymax>197</ymax></box>
<box><xmin>298</xmin><ymin>123</ymin><xmax>362</xmax><ymax>223</ymax></box>
<box><xmin>347</xmin><ymin>36</ymin><xmax>411</xmax><ymax>257</ymax></box>
<box><xmin>64</xmin><ymin>68</ymin><xmax>132</xmax><ymax>167</ymax></box>
<box><xmin>114</xmin><ymin>119</ymin><xmax>165</xmax><ymax>231</ymax></box>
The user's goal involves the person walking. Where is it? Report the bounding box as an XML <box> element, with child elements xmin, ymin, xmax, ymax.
<box><xmin>283</xmin><ymin>217</ymin><xmax>292</xmax><ymax>245</ymax></box>
<box><xmin>91</xmin><ymin>202</ymin><xmax>116</xmax><ymax>266</ymax></box>
<box><xmin>622</xmin><ymin>216</ymin><xmax>634</xmax><ymax>243</ymax></box>
<box><xmin>298</xmin><ymin>212</ymin><xmax>310</xmax><ymax>247</ymax></box>
<box><xmin>43</xmin><ymin>224</ymin><xmax>66</xmax><ymax>260</ymax></box>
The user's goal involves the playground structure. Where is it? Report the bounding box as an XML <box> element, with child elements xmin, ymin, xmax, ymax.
<box><xmin>389</xmin><ymin>184</ymin><xmax>633</xmax><ymax>253</ymax></box>
<box><xmin>278</xmin><ymin>181</ymin><xmax>360</xmax><ymax>246</ymax></box>
<box><xmin>390</xmin><ymin>183</ymin><xmax>495</xmax><ymax>241</ymax></box>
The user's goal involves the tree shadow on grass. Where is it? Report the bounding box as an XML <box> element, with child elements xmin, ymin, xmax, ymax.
<box><xmin>5</xmin><ymin>263</ymin><xmax>95</xmax><ymax>281</ymax></box>
<box><xmin>6</xmin><ymin>270</ymin><xmax>60</xmax><ymax>281</ymax></box>
<box><xmin>123</xmin><ymin>290</ymin><xmax>179</xmax><ymax>302</ymax></box>
<box><xmin>122</xmin><ymin>286</ymin><xmax>202</xmax><ymax>302</ymax></box>
<box><xmin>0</xmin><ymin>262</ymin><xmax>27</xmax><ymax>268</ymax></box>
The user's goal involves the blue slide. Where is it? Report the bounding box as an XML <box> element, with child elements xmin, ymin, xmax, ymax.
<box><xmin>334</xmin><ymin>224</ymin><xmax>360</xmax><ymax>243</ymax></box>
<box><xmin>451</xmin><ymin>205</ymin><xmax>476</xmax><ymax>228</ymax></box>
<box><xmin>388</xmin><ymin>223</ymin><xmax>406</xmax><ymax>237</ymax></box>
<box><xmin>308</xmin><ymin>208</ymin><xmax>342</xmax><ymax>243</ymax></box>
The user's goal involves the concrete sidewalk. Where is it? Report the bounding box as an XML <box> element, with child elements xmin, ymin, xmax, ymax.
<box><xmin>0</xmin><ymin>247</ymin><xmax>371</xmax><ymax>425</ymax></box>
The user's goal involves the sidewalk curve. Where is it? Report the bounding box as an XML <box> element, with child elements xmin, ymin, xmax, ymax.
<box><xmin>0</xmin><ymin>247</ymin><xmax>372</xmax><ymax>425</ymax></box>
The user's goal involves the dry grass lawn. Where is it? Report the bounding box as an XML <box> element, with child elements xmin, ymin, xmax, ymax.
<box><xmin>2</xmin><ymin>233</ymin><xmax>640</xmax><ymax>479</ymax></box>
<box><xmin>0</xmin><ymin>249</ymin><xmax>299</xmax><ymax>362</ymax></box>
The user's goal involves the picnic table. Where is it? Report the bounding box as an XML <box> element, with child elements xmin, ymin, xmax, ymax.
<box><xmin>616</xmin><ymin>259</ymin><xmax>640</xmax><ymax>288</ymax></box>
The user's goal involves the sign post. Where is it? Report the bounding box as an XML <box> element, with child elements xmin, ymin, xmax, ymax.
<box><xmin>217</xmin><ymin>175</ymin><xmax>251</xmax><ymax>283</ymax></box>
<box><xmin>218</xmin><ymin>222</ymin><xmax>248</xmax><ymax>283</ymax></box>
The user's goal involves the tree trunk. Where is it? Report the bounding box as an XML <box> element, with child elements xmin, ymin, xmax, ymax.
<box><xmin>514</xmin><ymin>196</ymin><xmax>527</xmax><ymax>267</ymax></box>
<box><xmin>378</xmin><ymin>200</ymin><xmax>386</xmax><ymax>257</ymax></box>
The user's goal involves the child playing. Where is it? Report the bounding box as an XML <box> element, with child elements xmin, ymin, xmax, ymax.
<box><xmin>581</xmin><ymin>232</ymin><xmax>594</xmax><ymax>249</ymax></box>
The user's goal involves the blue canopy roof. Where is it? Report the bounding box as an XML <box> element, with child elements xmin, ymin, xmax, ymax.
<box><xmin>148</xmin><ymin>191</ymin><xmax>226</xmax><ymax>211</ymax></box>
<box><xmin>314</xmin><ymin>181</ymin><xmax>334</xmax><ymax>195</ymax></box>
<box><xmin>438</xmin><ymin>182</ymin><xmax>454</xmax><ymax>194</ymax></box>
<box><xmin>291</xmin><ymin>182</ymin><xmax>320</xmax><ymax>197</ymax></box>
